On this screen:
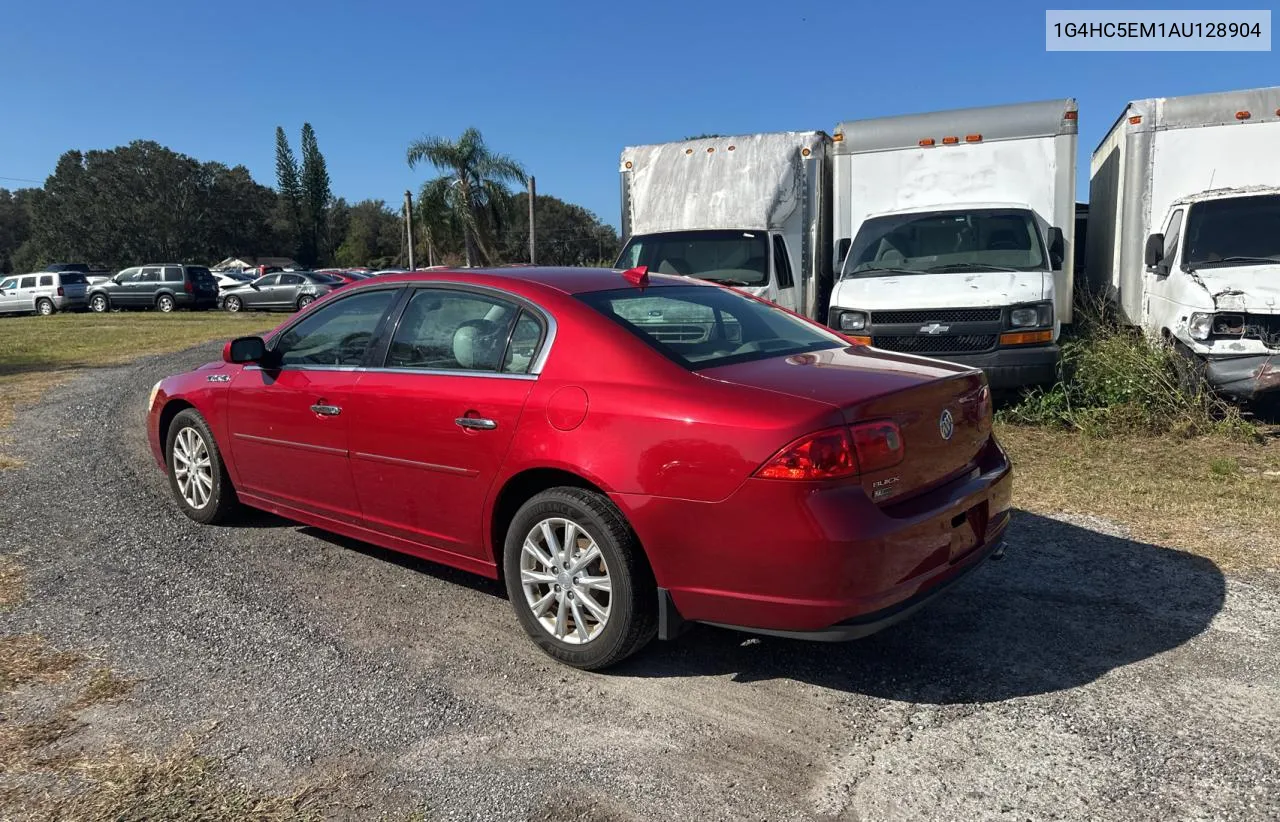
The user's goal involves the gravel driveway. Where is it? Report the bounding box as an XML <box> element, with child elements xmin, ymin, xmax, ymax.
<box><xmin>1</xmin><ymin>344</ymin><xmax>1277</xmax><ymax>821</ymax></box>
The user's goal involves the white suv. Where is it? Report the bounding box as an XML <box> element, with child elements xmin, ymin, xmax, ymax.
<box><xmin>0</xmin><ymin>271</ymin><xmax>90</xmax><ymax>316</ymax></box>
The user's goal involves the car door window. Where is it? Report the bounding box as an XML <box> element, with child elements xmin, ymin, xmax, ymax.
<box><xmin>256</xmin><ymin>274</ymin><xmax>280</xmax><ymax>287</ymax></box>
<box><xmin>273</xmin><ymin>289</ymin><xmax>397</xmax><ymax>367</ymax></box>
<box><xmin>386</xmin><ymin>289</ymin><xmax>520</xmax><ymax>372</ymax></box>
<box><xmin>502</xmin><ymin>311</ymin><xmax>545</xmax><ymax>374</ymax></box>
<box><xmin>772</xmin><ymin>236</ymin><xmax>794</xmax><ymax>288</ymax></box>
<box><xmin>20</xmin><ymin>276</ymin><xmax>36</xmax><ymax>289</ymax></box>
<box><xmin>140</xmin><ymin>267</ymin><xmax>162</xmax><ymax>283</ymax></box>
<box><xmin>117</xmin><ymin>267</ymin><xmax>141</xmax><ymax>283</ymax></box>
<box><xmin>0</xmin><ymin>278</ymin><xmax>16</xmax><ymax>291</ymax></box>
<box><xmin>281</xmin><ymin>274</ymin><xmax>304</xmax><ymax>286</ymax></box>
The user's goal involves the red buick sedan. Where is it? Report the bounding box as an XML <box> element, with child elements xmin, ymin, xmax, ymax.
<box><xmin>146</xmin><ymin>267</ymin><xmax>1011</xmax><ymax>669</ymax></box>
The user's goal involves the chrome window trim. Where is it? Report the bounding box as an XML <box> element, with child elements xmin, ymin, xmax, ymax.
<box><xmin>365</xmin><ymin>366</ymin><xmax>537</xmax><ymax>381</ymax></box>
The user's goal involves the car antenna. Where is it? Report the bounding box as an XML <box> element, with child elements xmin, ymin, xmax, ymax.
<box><xmin>621</xmin><ymin>265</ymin><xmax>649</xmax><ymax>288</ymax></box>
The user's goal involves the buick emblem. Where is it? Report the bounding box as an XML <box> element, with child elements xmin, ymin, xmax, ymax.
<box><xmin>939</xmin><ymin>409</ymin><xmax>954</xmax><ymax>441</ymax></box>
<box><xmin>919</xmin><ymin>323</ymin><xmax>950</xmax><ymax>335</ymax></box>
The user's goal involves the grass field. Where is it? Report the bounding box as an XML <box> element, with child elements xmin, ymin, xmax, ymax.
<box><xmin>0</xmin><ymin>312</ymin><xmax>277</xmax><ymax>465</ymax></box>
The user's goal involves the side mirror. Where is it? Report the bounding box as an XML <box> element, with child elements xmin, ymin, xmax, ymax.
<box><xmin>112</xmin><ymin>275</ymin><xmax>122</xmax><ymax>285</ymax></box>
<box><xmin>1144</xmin><ymin>233</ymin><xmax>1165</xmax><ymax>270</ymax></box>
<box><xmin>224</xmin><ymin>336</ymin><xmax>268</xmax><ymax>365</ymax></box>
<box><xmin>1047</xmin><ymin>227</ymin><xmax>1065</xmax><ymax>269</ymax></box>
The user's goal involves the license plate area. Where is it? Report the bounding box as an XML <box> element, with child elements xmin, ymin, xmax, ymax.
<box><xmin>949</xmin><ymin>501</ymin><xmax>989</xmax><ymax>562</ymax></box>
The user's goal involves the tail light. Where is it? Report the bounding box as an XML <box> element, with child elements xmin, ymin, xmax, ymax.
<box><xmin>755</xmin><ymin>421</ymin><xmax>904</xmax><ymax>481</ymax></box>
<box><xmin>57</xmin><ymin>286</ymin><xmax>65</xmax><ymax>297</ymax></box>
<box><xmin>184</xmin><ymin>279</ymin><xmax>194</xmax><ymax>294</ymax></box>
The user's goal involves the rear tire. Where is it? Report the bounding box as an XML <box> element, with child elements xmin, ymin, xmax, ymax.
<box><xmin>165</xmin><ymin>408</ymin><xmax>239</xmax><ymax>525</ymax></box>
<box><xmin>157</xmin><ymin>294</ymin><xmax>176</xmax><ymax>313</ymax></box>
<box><xmin>89</xmin><ymin>294</ymin><xmax>109</xmax><ymax>313</ymax></box>
<box><xmin>503</xmin><ymin>487</ymin><xmax>657</xmax><ymax>670</ymax></box>
<box><xmin>297</xmin><ymin>295</ymin><xmax>315</xmax><ymax>311</ymax></box>
<box><xmin>36</xmin><ymin>299</ymin><xmax>54</xmax><ymax>316</ymax></box>
<box><xmin>224</xmin><ymin>295</ymin><xmax>242</xmax><ymax>313</ymax></box>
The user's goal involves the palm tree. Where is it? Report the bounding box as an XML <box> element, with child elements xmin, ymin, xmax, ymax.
<box><xmin>406</xmin><ymin>127</ymin><xmax>527</xmax><ymax>267</ymax></box>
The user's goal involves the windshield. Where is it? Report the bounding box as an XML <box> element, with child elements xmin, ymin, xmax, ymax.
<box><xmin>617</xmin><ymin>230</ymin><xmax>769</xmax><ymax>287</ymax></box>
<box><xmin>1184</xmin><ymin>195</ymin><xmax>1280</xmax><ymax>269</ymax></box>
<box><xmin>844</xmin><ymin>208</ymin><xmax>1047</xmax><ymax>277</ymax></box>
<box><xmin>578</xmin><ymin>285</ymin><xmax>841</xmax><ymax>370</ymax></box>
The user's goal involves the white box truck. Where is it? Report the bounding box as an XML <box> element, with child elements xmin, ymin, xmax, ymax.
<box><xmin>615</xmin><ymin>132</ymin><xmax>832</xmax><ymax>321</ymax></box>
<box><xmin>1086</xmin><ymin>86</ymin><xmax>1280</xmax><ymax>402</ymax></box>
<box><xmin>826</xmin><ymin>99</ymin><xmax>1078</xmax><ymax>388</ymax></box>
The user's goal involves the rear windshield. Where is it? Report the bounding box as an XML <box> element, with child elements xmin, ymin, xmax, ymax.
<box><xmin>577</xmin><ymin>285</ymin><xmax>842</xmax><ymax>370</ymax></box>
<box><xmin>186</xmin><ymin>266</ymin><xmax>216</xmax><ymax>283</ymax></box>
<box><xmin>59</xmin><ymin>273</ymin><xmax>88</xmax><ymax>285</ymax></box>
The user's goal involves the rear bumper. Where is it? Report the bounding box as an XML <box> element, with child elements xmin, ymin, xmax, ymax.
<box><xmin>934</xmin><ymin>344</ymin><xmax>1060</xmax><ymax>389</ymax></box>
<box><xmin>1204</xmin><ymin>353</ymin><xmax>1280</xmax><ymax>402</ymax></box>
<box><xmin>177</xmin><ymin>293</ymin><xmax>219</xmax><ymax>309</ymax></box>
<box><xmin>615</xmin><ymin>437</ymin><xmax>1013</xmax><ymax>637</ymax></box>
<box><xmin>52</xmin><ymin>295</ymin><xmax>87</xmax><ymax>311</ymax></box>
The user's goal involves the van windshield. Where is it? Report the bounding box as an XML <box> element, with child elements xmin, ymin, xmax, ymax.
<box><xmin>617</xmin><ymin>230</ymin><xmax>769</xmax><ymax>287</ymax></box>
<box><xmin>844</xmin><ymin>208</ymin><xmax>1047</xmax><ymax>277</ymax></box>
<box><xmin>1183</xmin><ymin>195</ymin><xmax>1280</xmax><ymax>269</ymax></box>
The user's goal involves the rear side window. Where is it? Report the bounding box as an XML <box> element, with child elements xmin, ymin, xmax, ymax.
<box><xmin>20</xmin><ymin>277</ymin><xmax>36</xmax><ymax>289</ymax></box>
<box><xmin>164</xmin><ymin>267</ymin><xmax>183</xmax><ymax>282</ymax></box>
<box><xmin>39</xmin><ymin>275</ymin><xmax>54</xmax><ymax>287</ymax></box>
<box><xmin>386</xmin><ymin>289</ymin><xmax>521</xmax><ymax>373</ymax></box>
<box><xmin>578</xmin><ymin>285</ymin><xmax>841</xmax><ymax>370</ymax></box>
<box><xmin>281</xmin><ymin>274</ymin><xmax>304</xmax><ymax>285</ymax></box>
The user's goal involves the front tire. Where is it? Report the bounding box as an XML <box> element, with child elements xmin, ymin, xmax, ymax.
<box><xmin>89</xmin><ymin>294</ymin><xmax>109</xmax><ymax>313</ymax></box>
<box><xmin>503</xmin><ymin>488</ymin><xmax>657</xmax><ymax>670</ymax></box>
<box><xmin>224</xmin><ymin>295</ymin><xmax>242</xmax><ymax>313</ymax></box>
<box><xmin>36</xmin><ymin>299</ymin><xmax>54</xmax><ymax>316</ymax></box>
<box><xmin>165</xmin><ymin>409</ymin><xmax>239</xmax><ymax>525</ymax></box>
<box><xmin>157</xmin><ymin>294</ymin><xmax>176</xmax><ymax>313</ymax></box>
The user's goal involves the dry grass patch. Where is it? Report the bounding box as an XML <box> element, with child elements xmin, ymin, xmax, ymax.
<box><xmin>998</xmin><ymin>423</ymin><xmax>1280</xmax><ymax>571</ymax></box>
<box><xmin>0</xmin><ymin>635</ymin><xmax>84</xmax><ymax>691</ymax></box>
<box><xmin>0</xmin><ymin>556</ymin><xmax>23</xmax><ymax>608</ymax></box>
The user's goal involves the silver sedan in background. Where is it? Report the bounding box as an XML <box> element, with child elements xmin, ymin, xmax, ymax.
<box><xmin>218</xmin><ymin>271</ymin><xmax>344</xmax><ymax>313</ymax></box>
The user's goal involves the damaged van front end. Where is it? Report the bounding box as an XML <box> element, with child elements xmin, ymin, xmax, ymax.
<box><xmin>1144</xmin><ymin>190</ymin><xmax>1280</xmax><ymax>403</ymax></box>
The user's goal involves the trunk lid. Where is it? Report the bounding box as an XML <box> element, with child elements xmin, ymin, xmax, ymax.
<box><xmin>703</xmin><ymin>346</ymin><xmax>991</xmax><ymax>501</ymax></box>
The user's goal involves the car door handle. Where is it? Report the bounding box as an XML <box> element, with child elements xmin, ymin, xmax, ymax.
<box><xmin>311</xmin><ymin>403</ymin><xmax>342</xmax><ymax>416</ymax></box>
<box><xmin>455</xmin><ymin>416</ymin><xmax>497</xmax><ymax>430</ymax></box>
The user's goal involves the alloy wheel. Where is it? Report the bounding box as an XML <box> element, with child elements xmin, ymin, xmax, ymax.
<box><xmin>158</xmin><ymin>295</ymin><xmax>175</xmax><ymax>312</ymax></box>
<box><xmin>172</xmin><ymin>426</ymin><xmax>214</xmax><ymax>509</ymax></box>
<box><xmin>519</xmin><ymin>517</ymin><xmax>612</xmax><ymax>644</ymax></box>
<box><xmin>90</xmin><ymin>295</ymin><xmax>107</xmax><ymax>312</ymax></box>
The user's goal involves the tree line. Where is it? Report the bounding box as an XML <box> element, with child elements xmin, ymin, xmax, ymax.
<box><xmin>0</xmin><ymin>126</ymin><xmax>619</xmax><ymax>274</ymax></box>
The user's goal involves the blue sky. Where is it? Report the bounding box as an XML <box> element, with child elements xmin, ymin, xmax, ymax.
<box><xmin>1</xmin><ymin>0</ymin><xmax>1275</xmax><ymax>228</ymax></box>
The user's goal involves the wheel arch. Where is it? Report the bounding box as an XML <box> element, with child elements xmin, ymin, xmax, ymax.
<box><xmin>157</xmin><ymin>398</ymin><xmax>197</xmax><ymax>453</ymax></box>
<box><xmin>488</xmin><ymin>467</ymin><xmax>635</xmax><ymax>578</ymax></box>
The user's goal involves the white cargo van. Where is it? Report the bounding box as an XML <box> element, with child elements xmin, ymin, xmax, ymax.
<box><xmin>826</xmin><ymin>99</ymin><xmax>1078</xmax><ymax>388</ymax></box>
<box><xmin>1087</xmin><ymin>86</ymin><xmax>1280</xmax><ymax>402</ymax></box>
<box><xmin>615</xmin><ymin>132</ymin><xmax>832</xmax><ymax>321</ymax></box>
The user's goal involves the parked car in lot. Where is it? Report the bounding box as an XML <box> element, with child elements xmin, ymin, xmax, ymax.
<box><xmin>0</xmin><ymin>270</ymin><xmax>89</xmax><ymax>315</ymax></box>
<box><xmin>86</xmin><ymin>264</ymin><xmax>219</xmax><ymax>313</ymax></box>
<box><xmin>217</xmin><ymin>271</ymin><xmax>342</xmax><ymax>313</ymax></box>
<box><xmin>146</xmin><ymin>266</ymin><xmax>1010</xmax><ymax>669</ymax></box>
<box><xmin>213</xmin><ymin>270</ymin><xmax>255</xmax><ymax>290</ymax></box>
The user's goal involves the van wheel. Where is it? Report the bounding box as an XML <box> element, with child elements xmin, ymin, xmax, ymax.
<box><xmin>503</xmin><ymin>488</ymin><xmax>657</xmax><ymax>670</ymax></box>
<box><xmin>89</xmin><ymin>294</ymin><xmax>109</xmax><ymax>313</ymax></box>
<box><xmin>157</xmin><ymin>294</ymin><xmax>176</xmax><ymax>313</ymax></box>
<box><xmin>36</xmin><ymin>299</ymin><xmax>55</xmax><ymax>316</ymax></box>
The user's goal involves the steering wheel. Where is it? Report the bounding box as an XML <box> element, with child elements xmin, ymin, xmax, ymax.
<box><xmin>335</xmin><ymin>331</ymin><xmax>373</xmax><ymax>364</ymax></box>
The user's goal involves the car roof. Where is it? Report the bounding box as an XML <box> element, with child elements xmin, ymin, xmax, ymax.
<box><xmin>364</xmin><ymin>266</ymin><xmax>706</xmax><ymax>296</ymax></box>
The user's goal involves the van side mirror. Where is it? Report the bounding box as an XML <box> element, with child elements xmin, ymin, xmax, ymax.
<box><xmin>1145</xmin><ymin>233</ymin><xmax>1165</xmax><ymax>270</ymax></box>
<box><xmin>1047</xmin><ymin>227</ymin><xmax>1065</xmax><ymax>269</ymax></box>
<box><xmin>224</xmin><ymin>336</ymin><xmax>269</xmax><ymax>365</ymax></box>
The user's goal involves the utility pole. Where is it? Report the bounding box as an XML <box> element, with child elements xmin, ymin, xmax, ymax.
<box><xmin>527</xmin><ymin>176</ymin><xmax>537</xmax><ymax>265</ymax></box>
<box><xmin>404</xmin><ymin>190</ymin><xmax>415</xmax><ymax>270</ymax></box>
